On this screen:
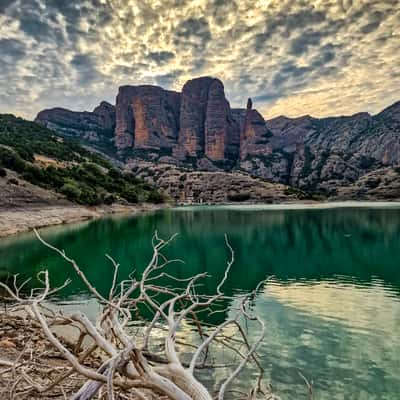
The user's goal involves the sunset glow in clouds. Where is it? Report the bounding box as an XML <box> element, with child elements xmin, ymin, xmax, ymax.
<box><xmin>0</xmin><ymin>0</ymin><xmax>399</xmax><ymax>119</ymax></box>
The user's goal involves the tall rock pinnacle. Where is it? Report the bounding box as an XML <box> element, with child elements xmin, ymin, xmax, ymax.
<box><xmin>240</xmin><ymin>97</ymin><xmax>272</xmax><ymax>159</ymax></box>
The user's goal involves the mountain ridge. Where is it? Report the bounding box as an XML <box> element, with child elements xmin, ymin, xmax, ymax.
<box><xmin>34</xmin><ymin>76</ymin><xmax>400</xmax><ymax>198</ymax></box>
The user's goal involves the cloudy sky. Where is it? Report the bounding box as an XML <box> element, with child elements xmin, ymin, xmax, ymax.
<box><xmin>0</xmin><ymin>0</ymin><xmax>399</xmax><ymax>120</ymax></box>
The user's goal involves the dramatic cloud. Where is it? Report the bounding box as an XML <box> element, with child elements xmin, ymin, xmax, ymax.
<box><xmin>0</xmin><ymin>0</ymin><xmax>399</xmax><ymax>119</ymax></box>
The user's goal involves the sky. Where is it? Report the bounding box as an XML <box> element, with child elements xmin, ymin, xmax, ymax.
<box><xmin>0</xmin><ymin>0</ymin><xmax>399</xmax><ymax>120</ymax></box>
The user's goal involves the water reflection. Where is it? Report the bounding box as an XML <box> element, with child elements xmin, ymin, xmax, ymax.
<box><xmin>1</xmin><ymin>205</ymin><xmax>400</xmax><ymax>398</ymax></box>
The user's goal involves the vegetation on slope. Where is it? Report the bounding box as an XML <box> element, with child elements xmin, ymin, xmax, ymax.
<box><xmin>0</xmin><ymin>114</ymin><xmax>165</xmax><ymax>205</ymax></box>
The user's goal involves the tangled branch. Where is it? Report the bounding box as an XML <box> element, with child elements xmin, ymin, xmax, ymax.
<box><xmin>0</xmin><ymin>230</ymin><xmax>276</xmax><ymax>400</ymax></box>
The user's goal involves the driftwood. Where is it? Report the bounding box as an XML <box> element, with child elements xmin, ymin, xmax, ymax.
<box><xmin>0</xmin><ymin>230</ymin><xmax>283</xmax><ymax>399</ymax></box>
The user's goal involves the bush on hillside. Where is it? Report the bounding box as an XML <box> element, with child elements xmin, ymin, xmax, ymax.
<box><xmin>359</xmin><ymin>156</ymin><xmax>375</xmax><ymax>170</ymax></box>
<box><xmin>60</xmin><ymin>182</ymin><xmax>82</xmax><ymax>201</ymax></box>
<box><xmin>8</xmin><ymin>178</ymin><xmax>19</xmax><ymax>185</ymax></box>
<box><xmin>122</xmin><ymin>187</ymin><xmax>139</xmax><ymax>203</ymax></box>
<box><xmin>227</xmin><ymin>192</ymin><xmax>251</xmax><ymax>202</ymax></box>
<box><xmin>147</xmin><ymin>190</ymin><xmax>164</xmax><ymax>204</ymax></box>
<box><xmin>0</xmin><ymin>147</ymin><xmax>26</xmax><ymax>173</ymax></box>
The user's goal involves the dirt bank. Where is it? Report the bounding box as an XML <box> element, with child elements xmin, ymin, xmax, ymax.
<box><xmin>0</xmin><ymin>203</ymin><xmax>165</xmax><ymax>238</ymax></box>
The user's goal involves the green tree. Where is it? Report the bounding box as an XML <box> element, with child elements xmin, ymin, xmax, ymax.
<box><xmin>60</xmin><ymin>182</ymin><xmax>82</xmax><ymax>201</ymax></box>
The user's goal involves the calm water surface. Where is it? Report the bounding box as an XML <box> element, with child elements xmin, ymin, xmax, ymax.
<box><xmin>1</xmin><ymin>204</ymin><xmax>400</xmax><ymax>399</ymax></box>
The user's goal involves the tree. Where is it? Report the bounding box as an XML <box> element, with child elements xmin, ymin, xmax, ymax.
<box><xmin>60</xmin><ymin>182</ymin><xmax>82</xmax><ymax>201</ymax></box>
<box><xmin>0</xmin><ymin>231</ymin><xmax>275</xmax><ymax>400</ymax></box>
<box><xmin>122</xmin><ymin>187</ymin><xmax>139</xmax><ymax>203</ymax></box>
<box><xmin>147</xmin><ymin>189</ymin><xmax>165</xmax><ymax>204</ymax></box>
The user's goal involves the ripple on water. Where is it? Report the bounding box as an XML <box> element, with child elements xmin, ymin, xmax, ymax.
<box><xmin>2</xmin><ymin>206</ymin><xmax>400</xmax><ymax>398</ymax></box>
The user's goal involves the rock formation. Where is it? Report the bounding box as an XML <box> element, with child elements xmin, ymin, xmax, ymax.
<box><xmin>93</xmin><ymin>101</ymin><xmax>116</xmax><ymax>132</ymax></box>
<box><xmin>36</xmin><ymin>77</ymin><xmax>248</xmax><ymax>162</ymax></box>
<box><xmin>240</xmin><ymin>101</ymin><xmax>400</xmax><ymax>193</ymax></box>
<box><xmin>35</xmin><ymin>77</ymin><xmax>400</xmax><ymax>197</ymax></box>
<box><xmin>239</xmin><ymin>98</ymin><xmax>273</xmax><ymax>159</ymax></box>
<box><xmin>205</xmin><ymin>79</ymin><xmax>240</xmax><ymax>161</ymax></box>
<box><xmin>128</xmin><ymin>159</ymin><xmax>297</xmax><ymax>204</ymax></box>
<box><xmin>177</xmin><ymin>77</ymin><xmax>213</xmax><ymax>158</ymax></box>
<box><xmin>176</xmin><ymin>77</ymin><xmax>239</xmax><ymax>162</ymax></box>
<box><xmin>114</xmin><ymin>85</ymin><xmax>180</xmax><ymax>150</ymax></box>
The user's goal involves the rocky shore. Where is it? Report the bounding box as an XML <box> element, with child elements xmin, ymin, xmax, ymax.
<box><xmin>0</xmin><ymin>203</ymin><xmax>164</xmax><ymax>238</ymax></box>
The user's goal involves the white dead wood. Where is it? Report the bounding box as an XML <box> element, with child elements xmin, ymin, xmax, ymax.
<box><xmin>0</xmin><ymin>229</ymin><xmax>285</xmax><ymax>399</ymax></box>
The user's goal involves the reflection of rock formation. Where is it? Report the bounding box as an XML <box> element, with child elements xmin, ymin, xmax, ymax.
<box><xmin>265</xmin><ymin>279</ymin><xmax>400</xmax><ymax>333</ymax></box>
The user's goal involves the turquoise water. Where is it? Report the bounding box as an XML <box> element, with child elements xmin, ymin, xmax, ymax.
<box><xmin>1</xmin><ymin>204</ymin><xmax>400</xmax><ymax>398</ymax></box>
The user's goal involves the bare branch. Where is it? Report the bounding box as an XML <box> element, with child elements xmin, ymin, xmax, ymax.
<box><xmin>1</xmin><ymin>231</ymin><xmax>270</xmax><ymax>400</ymax></box>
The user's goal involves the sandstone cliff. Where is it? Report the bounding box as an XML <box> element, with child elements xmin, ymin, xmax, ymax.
<box><xmin>175</xmin><ymin>77</ymin><xmax>239</xmax><ymax>162</ymax></box>
<box><xmin>176</xmin><ymin>77</ymin><xmax>213</xmax><ymax>158</ymax></box>
<box><xmin>114</xmin><ymin>85</ymin><xmax>180</xmax><ymax>151</ymax></box>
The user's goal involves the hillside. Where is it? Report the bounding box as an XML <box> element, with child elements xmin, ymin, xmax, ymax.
<box><xmin>127</xmin><ymin>159</ymin><xmax>302</xmax><ymax>204</ymax></box>
<box><xmin>0</xmin><ymin>114</ymin><xmax>164</xmax><ymax>208</ymax></box>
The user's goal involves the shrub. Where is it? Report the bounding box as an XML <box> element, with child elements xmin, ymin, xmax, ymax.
<box><xmin>359</xmin><ymin>156</ymin><xmax>375</xmax><ymax>170</ymax></box>
<box><xmin>140</xmin><ymin>182</ymin><xmax>153</xmax><ymax>191</ymax></box>
<box><xmin>21</xmin><ymin>165</ymin><xmax>46</xmax><ymax>186</ymax></box>
<box><xmin>60</xmin><ymin>182</ymin><xmax>82</xmax><ymax>201</ymax></box>
<box><xmin>284</xmin><ymin>187</ymin><xmax>302</xmax><ymax>196</ymax></box>
<box><xmin>108</xmin><ymin>168</ymin><xmax>122</xmax><ymax>180</ymax></box>
<box><xmin>147</xmin><ymin>190</ymin><xmax>164</xmax><ymax>204</ymax></box>
<box><xmin>0</xmin><ymin>167</ymin><xmax>6</xmax><ymax>177</ymax></box>
<box><xmin>80</xmin><ymin>190</ymin><xmax>102</xmax><ymax>206</ymax></box>
<box><xmin>8</xmin><ymin>178</ymin><xmax>19</xmax><ymax>185</ymax></box>
<box><xmin>122</xmin><ymin>187</ymin><xmax>139</xmax><ymax>203</ymax></box>
<box><xmin>16</xmin><ymin>146</ymin><xmax>35</xmax><ymax>162</ymax></box>
<box><xmin>0</xmin><ymin>147</ymin><xmax>26</xmax><ymax>173</ymax></box>
<box><xmin>124</xmin><ymin>172</ymin><xmax>141</xmax><ymax>185</ymax></box>
<box><xmin>227</xmin><ymin>192</ymin><xmax>251</xmax><ymax>202</ymax></box>
<box><xmin>365</xmin><ymin>178</ymin><xmax>381</xmax><ymax>189</ymax></box>
<box><xmin>104</xmin><ymin>193</ymin><xmax>116</xmax><ymax>205</ymax></box>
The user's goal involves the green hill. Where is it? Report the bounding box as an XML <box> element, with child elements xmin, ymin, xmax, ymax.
<box><xmin>0</xmin><ymin>114</ymin><xmax>164</xmax><ymax>206</ymax></box>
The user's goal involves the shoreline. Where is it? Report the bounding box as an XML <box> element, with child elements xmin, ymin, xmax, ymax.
<box><xmin>172</xmin><ymin>200</ymin><xmax>400</xmax><ymax>210</ymax></box>
<box><xmin>2</xmin><ymin>200</ymin><xmax>400</xmax><ymax>239</ymax></box>
<box><xmin>0</xmin><ymin>203</ymin><xmax>167</xmax><ymax>238</ymax></box>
